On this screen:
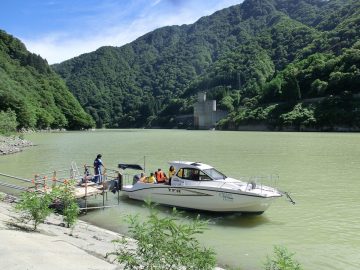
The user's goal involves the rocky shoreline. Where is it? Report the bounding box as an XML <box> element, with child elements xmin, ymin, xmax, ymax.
<box><xmin>0</xmin><ymin>135</ymin><xmax>34</xmax><ymax>155</ymax></box>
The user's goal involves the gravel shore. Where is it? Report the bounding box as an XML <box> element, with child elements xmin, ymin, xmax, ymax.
<box><xmin>0</xmin><ymin>135</ymin><xmax>33</xmax><ymax>155</ymax></box>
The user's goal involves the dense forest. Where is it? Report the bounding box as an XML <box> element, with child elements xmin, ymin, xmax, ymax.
<box><xmin>23</xmin><ymin>0</ymin><xmax>360</xmax><ymax>130</ymax></box>
<box><xmin>2</xmin><ymin>1</ymin><xmax>358</xmax><ymax>133</ymax></box>
<box><xmin>0</xmin><ymin>30</ymin><xmax>94</xmax><ymax>132</ymax></box>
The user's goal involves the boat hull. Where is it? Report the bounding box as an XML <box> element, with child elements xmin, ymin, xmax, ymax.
<box><xmin>122</xmin><ymin>184</ymin><xmax>279</xmax><ymax>213</ymax></box>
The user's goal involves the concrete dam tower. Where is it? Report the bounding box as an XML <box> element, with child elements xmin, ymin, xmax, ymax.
<box><xmin>193</xmin><ymin>92</ymin><xmax>227</xmax><ymax>129</ymax></box>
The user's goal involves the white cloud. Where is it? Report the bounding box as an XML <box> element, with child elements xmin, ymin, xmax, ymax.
<box><xmin>24</xmin><ymin>36</ymin><xmax>103</xmax><ymax>64</ymax></box>
<box><xmin>22</xmin><ymin>0</ymin><xmax>242</xmax><ymax>64</ymax></box>
<box><xmin>151</xmin><ymin>0</ymin><xmax>162</xmax><ymax>7</ymax></box>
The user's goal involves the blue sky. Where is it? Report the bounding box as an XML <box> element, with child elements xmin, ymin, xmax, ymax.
<box><xmin>1</xmin><ymin>0</ymin><xmax>242</xmax><ymax>64</ymax></box>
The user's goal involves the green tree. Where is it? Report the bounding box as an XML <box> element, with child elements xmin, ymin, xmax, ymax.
<box><xmin>0</xmin><ymin>30</ymin><xmax>94</xmax><ymax>130</ymax></box>
<box><xmin>110</xmin><ymin>203</ymin><xmax>216</xmax><ymax>270</ymax></box>
<box><xmin>50</xmin><ymin>180</ymin><xmax>79</xmax><ymax>228</ymax></box>
<box><xmin>281</xmin><ymin>68</ymin><xmax>301</xmax><ymax>101</ymax></box>
<box><xmin>0</xmin><ymin>108</ymin><xmax>17</xmax><ymax>135</ymax></box>
<box><xmin>50</xmin><ymin>0</ymin><xmax>360</xmax><ymax>129</ymax></box>
<box><xmin>264</xmin><ymin>246</ymin><xmax>302</xmax><ymax>270</ymax></box>
<box><xmin>311</xmin><ymin>79</ymin><xmax>328</xmax><ymax>96</ymax></box>
<box><xmin>280</xmin><ymin>104</ymin><xmax>316</xmax><ymax>129</ymax></box>
<box><xmin>219</xmin><ymin>95</ymin><xmax>235</xmax><ymax>111</ymax></box>
<box><xmin>15</xmin><ymin>191</ymin><xmax>53</xmax><ymax>230</ymax></box>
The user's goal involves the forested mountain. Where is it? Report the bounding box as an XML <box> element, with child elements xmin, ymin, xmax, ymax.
<box><xmin>53</xmin><ymin>0</ymin><xmax>360</xmax><ymax>130</ymax></box>
<box><xmin>0</xmin><ymin>30</ymin><xmax>94</xmax><ymax>130</ymax></box>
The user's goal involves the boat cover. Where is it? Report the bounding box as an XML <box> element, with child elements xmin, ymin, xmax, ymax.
<box><xmin>118</xmin><ymin>163</ymin><xmax>143</xmax><ymax>170</ymax></box>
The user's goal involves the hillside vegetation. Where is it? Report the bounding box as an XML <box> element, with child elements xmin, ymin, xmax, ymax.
<box><xmin>53</xmin><ymin>0</ymin><xmax>360</xmax><ymax>130</ymax></box>
<box><xmin>0</xmin><ymin>30</ymin><xmax>94</xmax><ymax>131</ymax></box>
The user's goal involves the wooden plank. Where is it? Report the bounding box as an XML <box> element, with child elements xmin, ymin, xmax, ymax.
<box><xmin>74</xmin><ymin>185</ymin><xmax>105</xmax><ymax>198</ymax></box>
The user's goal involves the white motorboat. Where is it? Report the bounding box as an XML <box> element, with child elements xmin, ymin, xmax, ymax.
<box><xmin>121</xmin><ymin>161</ymin><xmax>285</xmax><ymax>214</ymax></box>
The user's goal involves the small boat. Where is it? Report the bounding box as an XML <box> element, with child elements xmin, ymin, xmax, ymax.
<box><xmin>121</xmin><ymin>161</ymin><xmax>286</xmax><ymax>214</ymax></box>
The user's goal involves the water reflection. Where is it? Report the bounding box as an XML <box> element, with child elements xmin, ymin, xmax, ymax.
<box><xmin>207</xmin><ymin>213</ymin><xmax>270</xmax><ymax>228</ymax></box>
<box><xmin>80</xmin><ymin>194</ymin><xmax>270</xmax><ymax>231</ymax></box>
<box><xmin>116</xmin><ymin>196</ymin><xmax>269</xmax><ymax>226</ymax></box>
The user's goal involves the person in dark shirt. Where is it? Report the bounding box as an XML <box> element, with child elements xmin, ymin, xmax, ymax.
<box><xmin>93</xmin><ymin>154</ymin><xmax>105</xmax><ymax>184</ymax></box>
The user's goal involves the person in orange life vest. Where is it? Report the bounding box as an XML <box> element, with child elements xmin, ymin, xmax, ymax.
<box><xmin>155</xmin><ymin>168</ymin><xmax>167</xmax><ymax>183</ymax></box>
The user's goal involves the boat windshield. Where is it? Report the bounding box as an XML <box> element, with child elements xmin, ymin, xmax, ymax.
<box><xmin>203</xmin><ymin>168</ymin><xmax>226</xmax><ymax>180</ymax></box>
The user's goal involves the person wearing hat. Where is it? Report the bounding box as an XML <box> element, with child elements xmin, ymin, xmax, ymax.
<box><xmin>93</xmin><ymin>154</ymin><xmax>105</xmax><ymax>184</ymax></box>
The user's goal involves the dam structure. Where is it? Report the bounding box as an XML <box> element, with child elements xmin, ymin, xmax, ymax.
<box><xmin>193</xmin><ymin>92</ymin><xmax>227</xmax><ymax>129</ymax></box>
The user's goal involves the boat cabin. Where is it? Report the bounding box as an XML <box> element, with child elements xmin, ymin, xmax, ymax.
<box><xmin>170</xmin><ymin>161</ymin><xmax>227</xmax><ymax>182</ymax></box>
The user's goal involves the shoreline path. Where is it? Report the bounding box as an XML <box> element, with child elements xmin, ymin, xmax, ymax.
<box><xmin>0</xmin><ymin>199</ymin><xmax>123</xmax><ymax>270</ymax></box>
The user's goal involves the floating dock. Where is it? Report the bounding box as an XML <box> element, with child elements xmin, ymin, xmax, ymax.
<box><xmin>0</xmin><ymin>162</ymin><xmax>122</xmax><ymax>212</ymax></box>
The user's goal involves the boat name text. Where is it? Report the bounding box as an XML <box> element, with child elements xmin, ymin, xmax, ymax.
<box><xmin>218</xmin><ymin>192</ymin><xmax>233</xmax><ymax>201</ymax></box>
<box><xmin>168</xmin><ymin>188</ymin><xmax>181</xmax><ymax>193</ymax></box>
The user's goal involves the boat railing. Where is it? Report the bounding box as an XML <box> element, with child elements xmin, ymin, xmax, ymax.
<box><xmin>213</xmin><ymin>175</ymin><xmax>280</xmax><ymax>194</ymax></box>
<box><xmin>118</xmin><ymin>172</ymin><xmax>134</xmax><ymax>186</ymax></box>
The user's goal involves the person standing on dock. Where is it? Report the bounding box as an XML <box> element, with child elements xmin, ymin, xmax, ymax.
<box><xmin>94</xmin><ymin>154</ymin><xmax>105</xmax><ymax>184</ymax></box>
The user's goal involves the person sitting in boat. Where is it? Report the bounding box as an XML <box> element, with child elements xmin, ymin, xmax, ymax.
<box><xmin>167</xmin><ymin>165</ymin><xmax>176</xmax><ymax>185</ymax></box>
<box><xmin>133</xmin><ymin>172</ymin><xmax>146</xmax><ymax>184</ymax></box>
<box><xmin>190</xmin><ymin>169</ymin><xmax>200</xmax><ymax>181</ymax></box>
<box><xmin>155</xmin><ymin>168</ymin><xmax>167</xmax><ymax>184</ymax></box>
<box><xmin>141</xmin><ymin>172</ymin><xmax>156</xmax><ymax>184</ymax></box>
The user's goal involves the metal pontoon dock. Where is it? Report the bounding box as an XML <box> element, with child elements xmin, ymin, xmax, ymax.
<box><xmin>0</xmin><ymin>162</ymin><xmax>122</xmax><ymax>212</ymax></box>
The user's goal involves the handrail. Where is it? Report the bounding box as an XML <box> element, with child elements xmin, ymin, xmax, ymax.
<box><xmin>0</xmin><ymin>161</ymin><xmax>121</xmax><ymax>195</ymax></box>
<box><xmin>0</xmin><ymin>181</ymin><xmax>28</xmax><ymax>191</ymax></box>
<box><xmin>36</xmin><ymin>169</ymin><xmax>70</xmax><ymax>177</ymax></box>
<box><xmin>176</xmin><ymin>176</ymin><xmax>282</xmax><ymax>193</ymax></box>
<box><xmin>0</xmin><ymin>172</ymin><xmax>32</xmax><ymax>183</ymax></box>
<box><xmin>0</xmin><ymin>162</ymin><xmax>124</xmax><ymax>214</ymax></box>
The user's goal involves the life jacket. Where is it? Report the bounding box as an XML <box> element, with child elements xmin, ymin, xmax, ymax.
<box><xmin>155</xmin><ymin>171</ymin><xmax>166</xmax><ymax>183</ymax></box>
